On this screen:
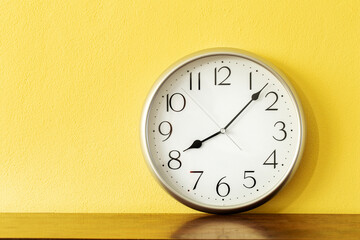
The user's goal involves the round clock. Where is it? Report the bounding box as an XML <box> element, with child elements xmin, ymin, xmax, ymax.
<box><xmin>140</xmin><ymin>48</ymin><xmax>305</xmax><ymax>214</ymax></box>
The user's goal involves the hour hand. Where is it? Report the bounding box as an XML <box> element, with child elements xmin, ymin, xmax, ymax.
<box><xmin>183</xmin><ymin>140</ymin><xmax>202</xmax><ymax>152</ymax></box>
<box><xmin>183</xmin><ymin>130</ymin><xmax>222</xmax><ymax>152</ymax></box>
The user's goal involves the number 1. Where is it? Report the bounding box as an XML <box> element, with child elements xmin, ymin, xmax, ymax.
<box><xmin>249</xmin><ymin>72</ymin><xmax>252</xmax><ymax>90</ymax></box>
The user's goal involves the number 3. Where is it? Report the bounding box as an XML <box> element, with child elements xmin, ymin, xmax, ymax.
<box><xmin>273</xmin><ymin>121</ymin><xmax>287</xmax><ymax>141</ymax></box>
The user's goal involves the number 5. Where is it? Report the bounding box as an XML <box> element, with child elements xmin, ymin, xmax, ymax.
<box><xmin>243</xmin><ymin>171</ymin><xmax>256</xmax><ymax>189</ymax></box>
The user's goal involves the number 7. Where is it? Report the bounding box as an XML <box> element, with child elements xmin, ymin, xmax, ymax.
<box><xmin>190</xmin><ymin>171</ymin><xmax>204</xmax><ymax>190</ymax></box>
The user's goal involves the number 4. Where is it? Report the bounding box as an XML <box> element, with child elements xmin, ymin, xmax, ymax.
<box><xmin>264</xmin><ymin>150</ymin><xmax>278</xmax><ymax>169</ymax></box>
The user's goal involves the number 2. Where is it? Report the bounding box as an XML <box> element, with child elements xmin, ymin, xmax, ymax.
<box><xmin>265</xmin><ymin>92</ymin><xmax>278</xmax><ymax>111</ymax></box>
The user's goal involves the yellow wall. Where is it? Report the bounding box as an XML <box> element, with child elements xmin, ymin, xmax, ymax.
<box><xmin>0</xmin><ymin>0</ymin><xmax>359</xmax><ymax>213</ymax></box>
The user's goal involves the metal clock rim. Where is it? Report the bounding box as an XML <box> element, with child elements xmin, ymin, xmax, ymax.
<box><xmin>140</xmin><ymin>48</ymin><xmax>306</xmax><ymax>214</ymax></box>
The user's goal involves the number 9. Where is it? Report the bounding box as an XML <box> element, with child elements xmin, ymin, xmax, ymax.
<box><xmin>158</xmin><ymin>121</ymin><xmax>173</xmax><ymax>141</ymax></box>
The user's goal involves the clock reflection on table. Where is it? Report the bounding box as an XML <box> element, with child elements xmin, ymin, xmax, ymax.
<box><xmin>171</xmin><ymin>215</ymin><xmax>268</xmax><ymax>239</ymax></box>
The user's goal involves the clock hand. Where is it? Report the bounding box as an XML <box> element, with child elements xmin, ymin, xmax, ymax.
<box><xmin>183</xmin><ymin>130</ymin><xmax>223</xmax><ymax>152</ymax></box>
<box><xmin>224</xmin><ymin>83</ymin><xmax>268</xmax><ymax>130</ymax></box>
<box><xmin>182</xmin><ymin>84</ymin><xmax>268</xmax><ymax>152</ymax></box>
<box><xmin>181</xmin><ymin>88</ymin><xmax>243</xmax><ymax>151</ymax></box>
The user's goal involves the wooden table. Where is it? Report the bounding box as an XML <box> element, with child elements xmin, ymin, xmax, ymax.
<box><xmin>0</xmin><ymin>213</ymin><xmax>359</xmax><ymax>239</ymax></box>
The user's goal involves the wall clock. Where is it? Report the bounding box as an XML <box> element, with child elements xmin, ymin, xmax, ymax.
<box><xmin>140</xmin><ymin>48</ymin><xmax>305</xmax><ymax>214</ymax></box>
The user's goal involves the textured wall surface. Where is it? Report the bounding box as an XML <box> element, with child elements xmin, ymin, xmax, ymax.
<box><xmin>0</xmin><ymin>0</ymin><xmax>359</xmax><ymax>213</ymax></box>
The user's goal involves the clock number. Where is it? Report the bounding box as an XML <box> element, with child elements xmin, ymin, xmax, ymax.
<box><xmin>263</xmin><ymin>150</ymin><xmax>278</xmax><ymax>169</ymax></box>
<box><xmin>189</xmin><ymin>72</ymin><xmax>201</xmax><ymax>90</ymax></box>
<box><xmin>167</xmin><ymin>150</ymin><xmax>182</xmax><ymax>170</ymax></box>
<box><xmin>265</xmin><ymin>92</ymin><xmax>279</xmax><ymax>111</ymax></box>
<box><xmin>158</xmin><ymin>121</ymin><xmax>172</xmax><ymax>142</ymax></box>
<box><xmin>166</xmin><ymin>93</ymin><xmax>186</xmax><ymax>112</ymax></box>
<box><xmin>273</xmin><ymin>121</ymin><xmax>287</xmax><ymax>141</ymax></box>
<box><xmin>243</xmin><ymin>171</ymin><xmax>256</xmax><ymax>189</ymax></box>
<box><xmin>216</xmin><ymin>176</ymin><xmax>230</xmax><ymax>197</ymax></box>
<box><xmin>214</xmin><ymin>66</ymin><xmax>231</xmax><ymax>86</ymax></box>
<box><xmin>190</xmin><ymin>171</ymin><xmax>204</xmax><ymax>190</ymax></box>
<box><xmin>249</xmin><ymin>72</ymin><xmax>252</xmax><ymax>90</ymax></box>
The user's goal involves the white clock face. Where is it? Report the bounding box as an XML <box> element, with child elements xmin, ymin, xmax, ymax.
<box><xmin>142</xmin><ymin>50</ymin><xmax>305</xmax><ymax>213</ymax></box>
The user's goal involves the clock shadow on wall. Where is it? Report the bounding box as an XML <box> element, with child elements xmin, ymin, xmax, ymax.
<box><xmin>255</xmin><ymin>59</ymin><xmax>320</xmax><ymax>213</ymax></box>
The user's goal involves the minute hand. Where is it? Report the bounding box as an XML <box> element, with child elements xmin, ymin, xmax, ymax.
<box><xmin>224</xmin><ymin>83</ymin><xmax>268</xmax><ymax>130</ymax></box>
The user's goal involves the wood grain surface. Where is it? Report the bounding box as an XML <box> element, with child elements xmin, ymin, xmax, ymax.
<box><xmin>0</xmin><ymin>213</ymin><xmax>359</xmax><ymax>239</ymax></box>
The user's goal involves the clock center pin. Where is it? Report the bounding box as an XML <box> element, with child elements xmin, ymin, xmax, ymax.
<box><xmin>220</xmin><ymin>128</ymin><xmax>226</xmax><ymax>134</ymax></box>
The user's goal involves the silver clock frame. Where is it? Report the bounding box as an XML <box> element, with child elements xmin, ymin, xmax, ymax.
<box><xmin>140</xmin><ymin>48</ymin><xmax>306</xmax><ymax>214</ymax></box>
